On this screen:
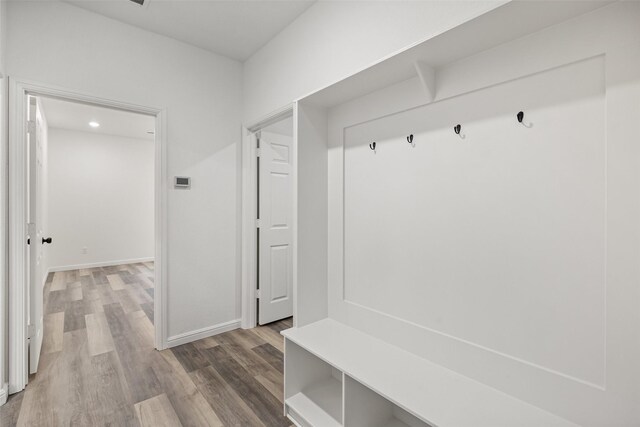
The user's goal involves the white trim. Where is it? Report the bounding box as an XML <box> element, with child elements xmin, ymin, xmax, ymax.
<box><xmin>166</xmin><ymin>319</ymin><xmax>241</xmax><ymax>348</ymax></box>
<box><xmin>240</xmin><ymin>127</ymin><xmax>258</xmax><ymax>329</ymax></box>
<box><xmin>241</xmin><ymin>104</ymin><xmax>294</xmax><ymax>329</ymax></box>
<box><xmin>7</xmin><ymin>78</ymin><xmax>168</xmax><ymax>395</ymax></box>
<box><xmin>247</xmin><ymin>103</ymin><xmax>293</xmax><ymax>133</ymax></box>
<box><xmin>47</xmin><ymin>258</ymin><xmax>155</xmax><ymax>273</ymax></box>
<box><xmin>291</xmin><ymin>102</ymin><xmax>299</xmax><ymax>328</ymax></box>
<box><xmin>8</xmin><ymin>79</ymin><xmax>28</xmax><ymax>394</ymax></box>
<box><xmin>0</xmin><ymin>383</ymin><xmax>8</xmax><ymax>405</ymax></box>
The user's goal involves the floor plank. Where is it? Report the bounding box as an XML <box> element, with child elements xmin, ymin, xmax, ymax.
<box><xmin>107</xmin><ymin>273</ymin><xmax>126</xmax><ymax>291</ymax></box>
<box><xmin>250</xmin><ymin>324</ymin><xmax>286</xmax><ymax>352</ymax></box>
<box><xmin>203</xmin><ymin>345</ymin><xmax>290</xmax><ymax>427</ymax></box>
<box><xmin>190</xmin><ymin>366</ymin><xmax>265</xmax><ymax>427</ymax></box>
<box><xmin>89</xmin><ymin>351</ymin><xmax>138</xmax><ymax>426</ymax></box>
<box><xmin>41</xmin><ymin>312</ymin><xmax>65</xmax><ymax>354</ymax></box>
<box><xmin>86</xmin><ymin>312</ymin><xmax>116</xmax><ymax>356</ymax></box>
<box><xmin>63</xmin><ymin>299</ymin><xmax>87</xmax><ymax>332</ymax></box>
<box><xmin>253</xmin><ymin>343</ymin><xmax>285</xmax><ymax>374</ymax></box>
<box><xmin>104</xmin><ymin>303</ymin><xmax>163</xmax><ymax>403</ymax></box>
<box><xmin>50</xmin><ymin>271</ymin><xmax>67</xmax><ymax>291</ymax></box>
<box><xmin>140</xmin><ymin>302</ymin><xmax>154</xmax><ymax>324</ymax></box>
<box><xmin>157</xmin><ymin>350</ymin><xmax>224</xmax><ymax>427</ymax></box>
<box><xmin>171</xmin><ymin>342</ymin><xmax>209</xmax><ymax>373</ymax></box>
<box><xmin>135</xmin><ymin>393</ymin><xmax>183</xmax><ymax>427</ymax></box>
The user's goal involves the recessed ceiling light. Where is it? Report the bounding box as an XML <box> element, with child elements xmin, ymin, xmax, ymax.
<box><xmin>89</xmin><ymin>121</ymin><xmax>100</xmax><ymax>128</ymax></box>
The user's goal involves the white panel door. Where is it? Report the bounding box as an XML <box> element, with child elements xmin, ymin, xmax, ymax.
<box><xmin>27</xmin><ymin>96</ymin><xmax>47</xmax><ymax>373</ymax></box>
<box><xmin>258</xmin><ymin>130</ymin><xmax>293</xmax><ymax>324</ymax></box>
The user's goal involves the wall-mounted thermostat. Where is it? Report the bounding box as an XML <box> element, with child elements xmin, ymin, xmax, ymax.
<box><xmin>175</xmin><ymin>176</ymin><xmax>191</xmax><ymax>189</ymax></box>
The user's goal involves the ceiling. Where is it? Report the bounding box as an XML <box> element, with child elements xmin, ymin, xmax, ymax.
<box><xmin>40</xmin><ymin>97</ymin><xmax>156</xmax><ymax>140</ymax></box>
<box><xmin>63</xmin><ymin>0</ymin><xmax>316</xmax><ymax>61</ymax></box>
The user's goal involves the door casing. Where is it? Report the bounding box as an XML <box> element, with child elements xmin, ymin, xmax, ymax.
<box><xmin>7</xmin><ymin>78</ymin><xmax>168</xmax><ymax>394</ymax></box>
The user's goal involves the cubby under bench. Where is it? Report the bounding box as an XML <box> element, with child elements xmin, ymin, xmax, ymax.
<box><xmin>282</xmin><ymin>319</ymin><xmax>577</xmax><ymax>427</ymax></box>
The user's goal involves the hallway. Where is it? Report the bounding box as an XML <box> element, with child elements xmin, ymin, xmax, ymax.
<box><xmin>1</xmin><ymin>264</ymin><xmax>292</xmax><ymax>426</ymax></box>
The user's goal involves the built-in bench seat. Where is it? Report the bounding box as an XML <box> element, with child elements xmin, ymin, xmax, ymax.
<box><xmin>282</xmin><ymin>319</ymin><xmax>577</xmax><ymax>427</ymax></box>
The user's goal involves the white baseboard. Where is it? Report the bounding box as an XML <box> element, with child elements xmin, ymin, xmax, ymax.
<box><xmin>48</xmin><ymin>257</ymin><xmax>155</xmax><ymax>273</ymax></box>
<box><xmin>166</xmin><ymin>319</ymin><xmax>241</xmax><ymax>348</ymax></box>
<box><xmin>0</xmin><ymin>382</ymin><xmax>8</xmax><ymax>405</ymax></box>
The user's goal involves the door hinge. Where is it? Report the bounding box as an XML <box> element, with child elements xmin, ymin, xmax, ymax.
<box><xmin>256</xmin><ymin>289</ymin><xmax>261</xmax><ymax>299</ymax></box>
<box><xmin>256</xmin><ymin>148</ymin><xmax>261</xmax><ymax>157</ymax></box>
<box><xmin>27</xmin><ymin>324</ymin><xmax>35</xmax><ymax>339</ymax></box>
<box><xmin>27</xmin><ymin>120</ymin><xmax>36</xmax><ymax>134</ymax></box>
<box><xmin>255</xmin><ymin>219</ymin><xmax>261</xmax><ymax>228</ymax></box>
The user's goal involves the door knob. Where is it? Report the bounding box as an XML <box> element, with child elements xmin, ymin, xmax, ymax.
<box><xmin>42</xmin><ymin>237</ymin><xmax>52</xmax><ymax>244</ymax></box>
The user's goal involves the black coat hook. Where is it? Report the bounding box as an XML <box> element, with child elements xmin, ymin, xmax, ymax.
<box><xmin>453</xmin><ymin>124</ymin><xmax>465</xmax><ymax>139</ymax></box>
<box><xmin>406</xmin><ymin>134</ymin><xmax>414</xmax><ymax>147</ymax></box>
<box><xmin>369</xmin><ymin>142</ymin><xmax>377</xmax><ymax>153</ymax></box>
<box><xmin>517</xmin><ymin>111</ymin><xmax>532</xmax><ymax>128</ymax></box>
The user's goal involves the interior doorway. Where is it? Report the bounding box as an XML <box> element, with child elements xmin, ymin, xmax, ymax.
<box><xmin>242</xmin><ymin>108</ymin><xmax>295</xmax><ymax>328</ymax></box>
<box><xmin>8</xmin><ymin>80</ymin><xmax>166</xmax><ymax>394</ymax></box>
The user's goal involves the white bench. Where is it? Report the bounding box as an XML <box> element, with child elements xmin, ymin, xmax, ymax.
<box><xmin>282</xmin><ymin>319</ymin><xmax>578</xmax><ymax>427</ymax></box>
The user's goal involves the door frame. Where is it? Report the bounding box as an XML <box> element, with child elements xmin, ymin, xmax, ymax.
<box><xmin>241</xmin><ymin>103</ymin><xmax>294</xmax><ymax>329</ymax></box>
<box><xmin>7</xmin><ymin>78</ymin><xmax>168</xmax><ymax>394</ymax></box>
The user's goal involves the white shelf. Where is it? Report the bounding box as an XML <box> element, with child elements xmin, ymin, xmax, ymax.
<box><xmin>283</xmin><ymin>319</ymin><xmax>578</xmax><ymax>427</ymax></box>
<box><xmin>301</xmin><ymin>1</ymin><xmax>609</xmax><ymax>108</ymax></box>
<box><xmin>344</xmin><ymin>374</ymin><xmax>429</xmax><ymax>427</ymax></box>
<box><xmin>286</xmin><ymin>377</ymin><xmax>342</xmax><ymax>427</ymax></box>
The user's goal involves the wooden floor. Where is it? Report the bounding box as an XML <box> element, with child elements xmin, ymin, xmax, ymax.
<box><xmin>0</xmin><ymin>263</ymin><xmax>293</xmax><ymax>427</ymax></box>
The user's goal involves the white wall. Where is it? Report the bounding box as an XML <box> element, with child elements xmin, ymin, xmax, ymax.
<box><xmin>6</xmin><ymin>0</ymin><xmax>243</xmax><ymax>342</ymax></box>
<box><xmin>46</xmin><ymin>128</ymin><xmax>154</xmax><ymax>271</ymax></box>
<box><xmin>344</xmin><ymin>56</ymin><xmax>606</xmax><ymax>386</ymax></box>
<box><xmin>242</xmin><ymin>0</ymin><xmax>506</xmax><ymax>123</ymax></box>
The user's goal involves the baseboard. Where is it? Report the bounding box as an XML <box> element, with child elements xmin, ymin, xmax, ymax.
<box><xmin>0</xmin><ymin>382</ymin><xmax>8</xmax><ymax>405</ymax></box>
<box><xmin>48</xmin><ymin>257</ymin><xmax>155</xmax><ymax>272</ymax></box>
<box><xmin>166</xmin><ymin>319</ymin><xmax>241</xmax><ymax>348</ymax></box>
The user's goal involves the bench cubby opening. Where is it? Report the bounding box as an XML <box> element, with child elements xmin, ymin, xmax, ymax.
<box><xmin>284</xmin><ymin>340</ymin><xmax>343</xmax><ymax>426</ymax></box>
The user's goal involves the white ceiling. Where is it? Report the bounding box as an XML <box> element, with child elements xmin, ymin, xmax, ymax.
<box><xmin>40</xmin><ymin>96</ymin><xmax>156</xmax><ymax>140</ymax></box>
<box><xmin>63</xmin><ymin>0</ymin><xmax>316</xmax><ymax>61</ymax></box>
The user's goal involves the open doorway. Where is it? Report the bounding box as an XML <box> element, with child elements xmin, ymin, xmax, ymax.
<box><xmin>8</xmin><ymin>80</ymin><xmax>166</xmax><ymax>395</ymax></box>
<box><xmin>26</xmin><ymin>96</ymin><xmax>156</xmax><ymax>374</ymax></box>
<box><xmin>242</xmin><ymin>109</ymin><xmax>295</xmax><ymax>328</ymax></box>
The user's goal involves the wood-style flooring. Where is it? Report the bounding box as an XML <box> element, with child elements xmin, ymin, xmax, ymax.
<box><xmin>0</xmin><ymin>263</ymin><xmax>293</xmax><ymax>427</ymax></box>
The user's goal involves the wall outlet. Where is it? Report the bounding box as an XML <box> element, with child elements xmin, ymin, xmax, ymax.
<box><xmin>82</xmin><ymin>247</ymin><xmax>88</xmax><ymax>254</ymax></box>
